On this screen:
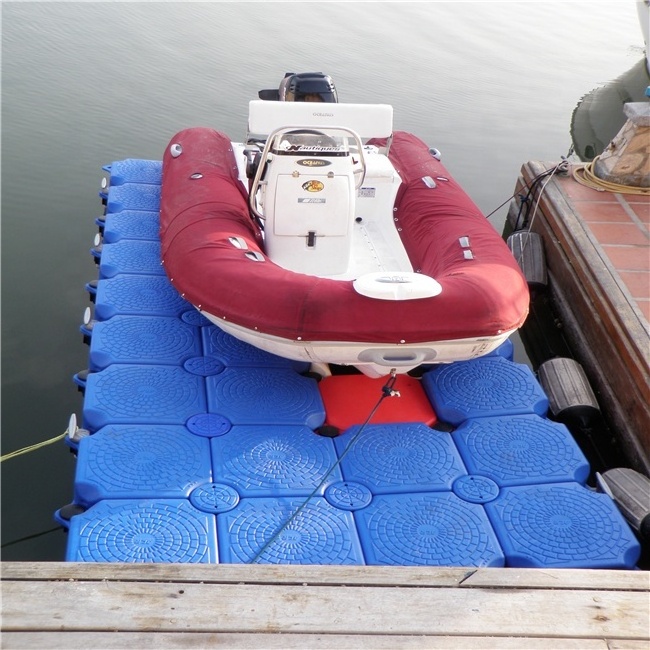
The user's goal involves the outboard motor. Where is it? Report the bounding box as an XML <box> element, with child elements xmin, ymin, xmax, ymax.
<box><xmin>258</xmin><ymin>72</ymin><xmax>339</xmax><ymax>103</ymax></box>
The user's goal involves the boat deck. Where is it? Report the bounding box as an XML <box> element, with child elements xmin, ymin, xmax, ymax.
<box><xmin>562</xmin><ymin>167</ymin><xmax>648</xmax><ymax>323</ymax></box>
<box><xmin>510</xmin><ymin>161</ymin><xmax>649</xmax><ymax>474</ymax></box>
<box><xmin>1</xmin><ymin>562</ymin><xmax>648</xmax><ymax>649</ymax></box>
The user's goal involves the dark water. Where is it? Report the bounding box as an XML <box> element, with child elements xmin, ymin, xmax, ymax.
<box><xmin>1</xmin><ymin>1</ymin><xmax>645</xmax><ymax>561</ymax></box>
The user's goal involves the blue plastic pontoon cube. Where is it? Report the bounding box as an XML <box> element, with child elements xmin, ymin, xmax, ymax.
<box><xmin>216</xmin><ymin>496</ymin><xmax>364</xmax><ymax>565</ymax></box>
<box><xmin>101</xmin><ymin>210</ymin><xmax>161</xmax><ymax>243</ymax></box>
<box><xmin>201</xmin><ymin>326</ymin><xmax>310</xmax><ymax>372</ymax></box>
<box><xmin>206</xmin><ymin>367</ymin><xmax>325</xmax><ymax>428</ymax></box>
<box><xmin>210</xmin><ymin>424</ymin><xmax>341</xmax><ymax>497</ymax></box>
<box><xmin>88</xmin><ymin>315</ymin><xmax>202</xmax><ymax>370</ymax></box>
<box><xmin>73</xmin><ymin>424</ymin><xmax>212</xmax><ymax>505</ymax></box>
<box><xmin>65</xmin><ymin>499</ymin><xmax>218</xmax><ymax>563</ymax></box>
<box><xmin>93</xmin><ymin>275</ymin><xmax>193</xmax><ymax>320</ymax></box>
<box><xmin>483</xmin><ymin>482</ymin><xmax>641</xmax><ymax>569</ymax></box>
<box><xmin>452</xmin><ymin>415</ymin><xmax>590</xmax><ymax>487</ymax></box>
<box><xmin>105</xmin><ymin>159</ymin><xmax>162</xmax><ymax>186</ymax></box>
<box><xmin>333</xmin><ymin>422</ymin><xmax>467</xmax><ymax>494</ymax></box>
<box><xmin>97</xmin><ymin>240</ymin><xmax>164</xmax><ymax>279</ymax></box>
<box><xmin>354</xmin><ymin>491</ymin><xmax>505</xmax><ymax>567</ymax></box>
<box><xmin>83</xmin><ymin>364</ymin><xmax>207</xmax><ymax>431</ymax></box>
<box><xmin>106</xmin><ymin>182</ymin><xmax>161</xmax><ymax>213</ymax></box>
<box><xmin>422</xmin><ymin>356</ymin><xmax>549</xmax><ymax>424</ymax></box>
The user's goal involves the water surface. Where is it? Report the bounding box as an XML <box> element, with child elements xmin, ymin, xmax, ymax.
<box><xmin>1</xmin><ymin>1</ymin><xmax>644</xmax><ymax>561</ymax></box>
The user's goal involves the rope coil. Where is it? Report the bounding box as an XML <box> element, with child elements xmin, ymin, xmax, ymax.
<box><xmin>572</xmin><ymin>156</ymin><xmax>650</xmax><ymax>195</ymax></box>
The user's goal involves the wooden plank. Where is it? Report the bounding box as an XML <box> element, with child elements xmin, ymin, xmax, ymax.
<box><xmin>527</xmin><ymin>163</ymin><xmax>645</xmax><ymax>373</ymax></box>
<box><xmin>2</xmin><ymin>562</ymin><xmax>647</xmax><ymax>591</ymax></box>
<box><xmin>0</xmin><ymin>631</ymin><xmax>623</xmax><ymax>650</ymax></box>
<box><xmin>0</xmin><ymin>562</ymin><xmax>470</xmax><ymax>587</ymax></box>
<box><xmin>2</xmin><ymin>579</ymin><xmax>648</xmax><ymax>638</ymax></box>
<box><xmin>513</xmin><ymin>162</ymin><xmax>650</xmax><ymax>473</ymax></box>
<box><xmin>463</xmin><ymin>568</ymin><xmax>650</xmax><ymax>591</ymax></box>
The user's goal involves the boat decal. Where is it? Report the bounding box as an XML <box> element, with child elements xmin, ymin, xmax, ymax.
<box><xmin>358</xmin><ymin>187</ymin><xmax>376</xmax><ymax>198</ymax></box>
<box><xmin>285</xmin><ymin>144</ymin><xmax>344</xmax><ymax>152</ymax></box>
<box><xmin>302</xmin><ymin>180</ymin><xmax>324</xmax><ymax>192</ymax></box>
<box><xmin>297</xmin><ymin>159</ymin><xmax>331</xmax><ymax>167</ymax></box>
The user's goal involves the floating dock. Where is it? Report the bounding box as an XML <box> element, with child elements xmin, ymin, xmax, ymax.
<box><xmin>1</xmin><ymin>158</ymin><xmax>648</xmax><ymax>649</ymax></box>
<box><xmin>508</xmin><ymin>160</ymin><xmax>649</xmax><ymax>476</ymax></box>
<box><xmin>43</xmin><ymin>158</ymin><xmax>642</xmax><ymax>570</ymax></box>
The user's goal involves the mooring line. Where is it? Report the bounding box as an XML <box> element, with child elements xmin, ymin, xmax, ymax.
<box><xmin>1</xmin><ymin>430</ymin><xmax>68</xmax><ymax>463</ymax></box>
<box><xmin>249</xmin><ymin>370</ymin><xmax>400</xmax><ymax>564</ymax></box>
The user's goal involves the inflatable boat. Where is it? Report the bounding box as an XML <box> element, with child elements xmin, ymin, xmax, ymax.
<box><xmin>160</xmin><ymin>86</ymin><xmax>529</xmax><ymax>377</ymax></box>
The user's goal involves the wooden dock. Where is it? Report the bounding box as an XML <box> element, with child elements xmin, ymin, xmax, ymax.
<box><xmin>508</xmin><ymin>160</ymin><xmax>650</xmax><ymax>476</ymax></box>
<box><xmin>1</xmin><ymin>562</ymin><xmax>649</xmax><ymax>648</ymax></box>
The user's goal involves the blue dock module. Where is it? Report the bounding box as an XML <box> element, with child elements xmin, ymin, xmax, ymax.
<box><xmin>99</xmin><ymin>209</ymin><xmax>161</xmax><ymax>243</ymax></box>
<box><xmin>56</xmin><ymin>158</ymin><xmax>643</xmax><ymax>570</ymax></box>
<box><xmin>422</xmin><ymin>356</ymin><xmax>549</xmax><ymax>424</ymax></box>
<box><xmin>202</xmin><ymin>326</ymin><xmax>309</xmax><ymax>372</ymax></box>
<box><xmin>65</xmin><ymin>499</ymin><xmax>218</xmax><ymax>563</ymax></box>
<box><xmin>102</xmin><ymin>159</ymin><xmax>162</xmax><ymax>187</ymax></box>
<box><xmin>216</xmin><ymin>497</ymin><xmax>365</xmax><ymax>565</ymax></box>
<box><xmin>92</xmin><ymin>275</ymin><xmax>194</xmax><ymax>321</ymax></box>
<box><xmin>96</xmin><ymin>240</ymin><xmax>165</xmax><ymax>279</ymax></box>
<box><xmin>88</xmin><ymin>315</ymin><xmax>202</xmax><ymax>370</ymax></box>
<box><xmin>333</xmin><ymin>422</ymin><xmax>466</xmax><ymax>494</ymax></box>
<box><xmin>72</xmin><ymin>424</ymin><xmax>212</xmax><ymax>505</ymax></box>
<box><xmin>104</xmin><ymin>182</ymin><xmax>161</xmax><ymax>214</ymax></box>
<box><xmin>206</xmin><ymin>367</ymin><xmax>325</xmax><ymax>429</ymax></box>
<box><xmin>210</xmin><ymin>425</ymin><xmax>342</xmax><ymax>497</ymax></box>
<box><xmin>483</xmin><ymin>482</ymin><xmax>641</xmax><ymax>569</ymax></box>
<box><xmin>82</xmin><ymin>364</ymin><xmax>208</xmax><ymax>432</ymax></box>
<box><xmin>354</xmin><ymin>491</ymin><xmax>505</xmax><ymax>567</ymax></box>
<box><xmin>452</xmin><ymin>415</ymin><xmax>591</xmax><ymax>487</ymax></box>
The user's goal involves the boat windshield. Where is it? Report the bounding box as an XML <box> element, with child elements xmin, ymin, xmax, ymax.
<box><xmin>271</xmin><ymin>131</ymin><xmax>349</xmax><ymax>157</ymax></box>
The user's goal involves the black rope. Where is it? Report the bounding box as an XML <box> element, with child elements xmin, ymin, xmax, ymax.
<box><xmin>485</xmin><ymin>150</ymin><xmax>573</xmax><ymax>226</ymax></box>
<box><xmin>1</xmin><ymin>525</ymin><xmax>64</xmax><ymax>549</ymax></box>
<box><xmin>248</xmin><ymin>370</ymin><xmax>399</xmax><ymax>564</ymax></box>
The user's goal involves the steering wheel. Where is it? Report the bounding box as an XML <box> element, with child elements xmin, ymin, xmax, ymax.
<box><xmin>286</xmin><ymin>129</ymin><xmax>340</xmax><ymax>148</ymax></box>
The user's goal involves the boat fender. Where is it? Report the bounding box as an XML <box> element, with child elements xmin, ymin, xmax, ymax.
<box><xmin>537</xmin><ymin>357</ymin><xmax>600</xmax><ymax>425</ymax></box>
<box><xmin>598</xmin><ymin>468</ymin><xmax>650</xmax><ymax>540</ymax></box>
<box><xmin>507</xmin><ymin>231</ymin><xmax>547</xmax><ymax>293</ymax></box>
<box><xmin>353</xmin><ymin>271</ymin><xmax>442</xmax><ymax>301</ymax></box>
